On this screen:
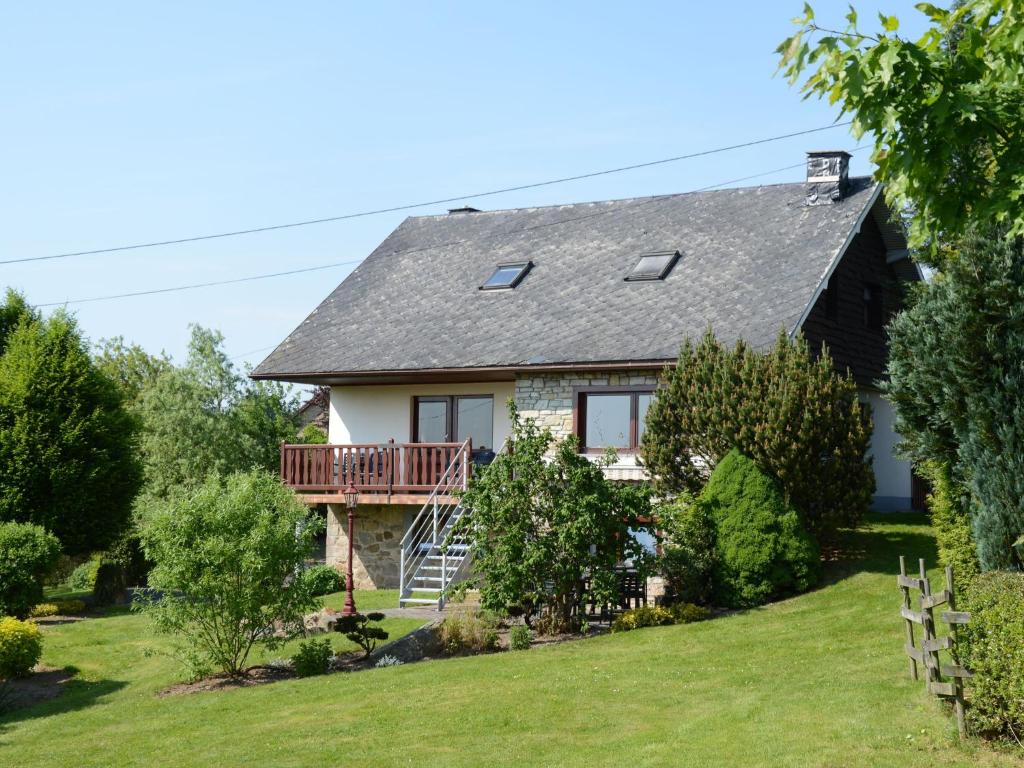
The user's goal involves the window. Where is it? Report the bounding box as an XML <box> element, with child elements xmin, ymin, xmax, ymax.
<box><xmin>824</xmin><ymin>274</ymin><xmax>839</xmax><ymax>320</ymax></box>
<box><xmin>413</xmin><ymin>395</ymin><xmax>493</xmax><ymax>450</ymax></box>
<box><xmin>625</xmin><ymin>250</ymin><xmax>680</xmax><ymax>281</ymax></box>
<box><xmin>480</xmin><ymin>262</ymin><xmax>532</xmax><ymax>290</ymax></box>
<box><xmin>575</xmin><ymin>388</ymin><xmax>655</xmax><ymax>452</ymax></box>
<box><xmin>863</xmin><ymin>283</ymin><xmax>884</xmax><ymax>329</ymax></box>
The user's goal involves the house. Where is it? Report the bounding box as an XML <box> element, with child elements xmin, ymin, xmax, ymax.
<box><xmin>252</xmin><ymin>150</ymin><xmax>922</xmax><ymax>603</ymax></box>
<box><xmin>296</xmin><ymin>387</ymin><xmax>329</xmax><ymax>432</ymax></box>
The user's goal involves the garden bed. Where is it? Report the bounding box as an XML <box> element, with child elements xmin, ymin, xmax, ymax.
<box><xmin>1</xmin><ymin>666</ymin><xmax>76</xmax><ymax>712</ymax></box>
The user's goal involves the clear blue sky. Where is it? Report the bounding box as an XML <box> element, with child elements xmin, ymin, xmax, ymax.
<box><xmin>1</xmin><ymin>1</ymin><xmax>927</xmax><ymax>371</ymax></box>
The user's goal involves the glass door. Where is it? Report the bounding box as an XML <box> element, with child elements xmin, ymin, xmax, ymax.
<box><xmin>413</xmin><ymin>397</ymin><xmax>450</xmax><ymax>442</ymax></box>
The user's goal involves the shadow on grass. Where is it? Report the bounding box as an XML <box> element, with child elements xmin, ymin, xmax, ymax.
<box><xmin>820</xmin><ymin>512</ymin><xmax>939</xmax><ymax>586</ymax></box>
<box><xmin>0</xmin><ymin>670</ymin><xmax>126</xmax><ymax>738</ymax></box>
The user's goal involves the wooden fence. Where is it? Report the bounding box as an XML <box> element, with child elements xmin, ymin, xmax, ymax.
<box><xmin>897</xmin><ymin>556</ymin><xmax>973</xmax><ymax>738</ymax></box>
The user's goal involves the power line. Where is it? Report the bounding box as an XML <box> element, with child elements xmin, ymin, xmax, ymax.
<box><xmin>3</xmin><ymin>121</ymin><xmax>853</xmax><ymax>266</ymax></box>
<box><xmin>36</xmin><ymin>147</ymin><xmax>869</xmax><ymax>309</ymax></box>
<box><xmin>35</xmin><ymin>259</ymin><xmax>363</xmax><ymax>308</ymax></box>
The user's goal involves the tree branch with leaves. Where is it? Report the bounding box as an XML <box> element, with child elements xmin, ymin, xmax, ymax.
<box><xmin>777</xmin><ymin>1</ymin><xmax>1024</xmax><ymax>257</ymax></box>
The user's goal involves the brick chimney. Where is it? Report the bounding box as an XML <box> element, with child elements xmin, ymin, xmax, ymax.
<box><xmin>805</xmin><ymin>150</ymin><xmax>851</xmax><ymax>206</ymax></box>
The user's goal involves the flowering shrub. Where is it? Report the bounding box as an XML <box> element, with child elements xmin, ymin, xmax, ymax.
<box><xmin>0</xmin><ymin>617</ymin><xmax>43</xmax><ymax>679</ymax></box>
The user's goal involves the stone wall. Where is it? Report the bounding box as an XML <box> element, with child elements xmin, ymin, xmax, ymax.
<box><xmin>326</xmin><ymin>504</ymin><xmax>410</xmax><ymax>589</ymax></box>
<box><xmin>513</xmin><ymin>370</ymin><xmax>661</xmax><ymax>440</ymax></box>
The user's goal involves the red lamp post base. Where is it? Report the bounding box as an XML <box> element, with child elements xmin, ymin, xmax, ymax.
<box><xmin>342</xmin><ymin>506</ymin><xmax>358</xmax><ymax>616</ymax></box>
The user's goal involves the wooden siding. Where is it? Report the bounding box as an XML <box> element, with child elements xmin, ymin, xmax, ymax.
<box><xmin>801</xmin><ymin>214</ymin><xmax>903</xmax><ymax>387</ymax></box>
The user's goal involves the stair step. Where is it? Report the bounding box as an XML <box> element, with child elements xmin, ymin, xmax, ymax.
<box><xmin>400</xmin><ymin>598</ymin><xmax>442</xmax><ymax>605</ymax></box>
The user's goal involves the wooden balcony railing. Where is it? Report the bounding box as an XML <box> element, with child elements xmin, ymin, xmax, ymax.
<box><xmin>279</xmin><ymin>439</ymin><xmax>471</xmax><ymax>496</ymax></box>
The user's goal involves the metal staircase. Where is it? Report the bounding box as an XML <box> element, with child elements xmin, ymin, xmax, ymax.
<box><xmin>398</xmin><ymin>438</ymin><xmax>473</xmax><ymax>609</ymax></box>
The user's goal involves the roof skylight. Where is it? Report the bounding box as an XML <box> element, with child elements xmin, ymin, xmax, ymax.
<box><xmin>625</xmin><ymin>250</ymin><xmax>680</xmax><ymax>282</ymax></box>
<box><xmin>480</xmin><ymin>261</ymin><xmax>532</xmax><ymax>290</ymax></box>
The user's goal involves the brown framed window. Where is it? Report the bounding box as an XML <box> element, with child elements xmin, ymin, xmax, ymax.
<box><xmin>574</xmin><ymin>387</ymin><xmax>654</xmax><ymax>452</ymax></box>
<box><xmin>412</xmin><ymin>395</ymin><xmax>493</xmax><ymax>450</ymax></box>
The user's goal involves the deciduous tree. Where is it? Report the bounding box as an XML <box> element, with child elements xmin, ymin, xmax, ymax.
<box><xmin>777</xmin><ymin>1</ymin><xmax>1024</xmax><ymax>255</ymax></box>
<box><xmin>455</xmin><ymin>403</ymin><xmax>652</xmax><ymax>633</ymax></box>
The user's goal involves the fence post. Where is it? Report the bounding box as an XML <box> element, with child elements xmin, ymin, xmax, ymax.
<box><xmin>898</xmin><ymin>556</ymin><xmax>919</xmax><ymax>681</ymax></box>
<box><xmin>944</xmin><ymin>566</ymin><xmax>968</xmax><ymax>740</ymax></box>
<box><xmin>920</xmin><ymin>558</ymin><xmax>944</xmax><ymax>684</ymax></box>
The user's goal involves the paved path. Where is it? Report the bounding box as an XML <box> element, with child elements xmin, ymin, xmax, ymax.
<box><xmin>377</xmin><ymin>606</ymin><xmax>442</xmax><ymax>622</ymax></box>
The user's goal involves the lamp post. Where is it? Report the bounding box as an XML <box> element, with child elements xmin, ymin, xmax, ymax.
<box><xmin>342</xmin><ymin>481</ymin><xmax>359</xmax><ymax>616</ymax></box>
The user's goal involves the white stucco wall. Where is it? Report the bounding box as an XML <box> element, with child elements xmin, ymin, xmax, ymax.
<box><xmin>329</xmin><ymin>382</ymin><xmax>515</xmax><ymax>448</ymax></box>
<box><xmin>861</xmin><ymin>390</ymin><xmax>912</xmax><ymax>511</ymax></box>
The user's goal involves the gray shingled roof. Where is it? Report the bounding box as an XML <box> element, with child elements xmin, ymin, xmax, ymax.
<box><xmin>253</xmin><ymin>178</ymin><xmax>880</xmax><ymax>380</ymax></box>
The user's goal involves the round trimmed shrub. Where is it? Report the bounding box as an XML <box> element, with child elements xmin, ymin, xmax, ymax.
<box><xmin>67</xmin><ymin>555</ymin><xmax>101</xmax><ymax>591</ymax></box>
<box><xmin>700</xmin><ymin>450</ymin><xmax>819</xmax><ymax>608</ymax></box>
<box><xmin>300</xmin><ymin>565</ymin><xmax>343</xmax><ymax>597</ymax></box>
<box><xmin>960</xmin><ymin>571</ymin><xmax>1024</xmax><ymax>741</ymax></box>
<box><xmin>0</xmin><ymin>522</ymin><xmax>62</xmax><ymax>619</ymax></box>
<box><xmin>0</xmin><ymin>616</ymin><xmax>43</xmax><ymax>679</ymax></box>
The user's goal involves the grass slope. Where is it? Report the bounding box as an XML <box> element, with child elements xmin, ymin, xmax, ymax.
<box><xmin>2</xmin><ymin>516</ymin><xmax>1020</xmax><ymax>767</ymax></box>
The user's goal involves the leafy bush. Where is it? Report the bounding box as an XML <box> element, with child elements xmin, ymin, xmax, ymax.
<box><xmin>105</xmin><ymin>525</ymin><xmax>153</xmax><ymax>589</ymax></box>
<box><xmin>919</xmin><ymin>462</ymin><xmax>979</xmax><ymax>587</ymax></box>
<box><xmin>455</xmin><ymin>402</ymin><xmax>653</xmax><ymax>634</ymax></box>
<box><xmin>54</xmin><ymin>599</ymin><xmax>86</xmax><ymax>615</ymax></box>
<box><xmin>298</xmin><ymin>423</ymin><xmax>328</xmax><ymax>445</ymax></box>
<box><xmin>439</xmin><ymin>609</ymin><xmax>500</xmax><ymax>655</ymax></box>
<box><xmin>301</xmin><ymin>565</ymin><xmax>343</xmax><ymax>598</ymax></box>
<box><xmin>292</xmin><ymin>638</ymin><xmax>333</xmax><ymax>678</ymax></box>
<box><xmin>668</xmin><ymin>603</ymin><xmax>712</xmax><ymax>624</ymax></box>
<box><xmin>67</xmin><ymin>555</ymin><xmax>101</xmax><ymax>591</ymax></box>
<box><xmin>138</xmin><ymin>471</ymin><xmax>324</xmax><ymax>677</ymax></box>
<box><xmin>334</xmin><ymin>613</ymin><xmax>388</xmax><ymax>659</ymax></box>
<box><xmin>375</xmin><ymin>654</ymin><xmax>404</xmax><ymax>668</ymax></box>
<box><xmin>658</xmin><ymin>495</ymin><xmax>717</xmax><ymax>606</ymax></box>
<box><xmin>960</xmin><ymin>571</ymin><xmax>1024</xmax><ymax>741</ymax></box>
<box><xmin>641</xmin><ymin>330</ymin><xmax>873</xmax><ymax>544</ymax></box>
<box><xmin>28</xmin><ymin>603</ymin><xmax>59</xmax><ymax>619</ymax></box>
<box><xmin>0</xmin><ymin>522</ymin><xmax>61</xmax><ymax>619</ymax></box>
<box><xmin>93</xmin><ymin>562</ymin><xmax>126</xmax><ymax>607</ymax></box>
<box><xmin>29</xmin><ymin>599</ymin><xmax>86</xmax><ymax>618</ymax></box>
<box><xmin>700</xmin><ymin>450</ymin><xmax>819</xmax><ymax>609</ymax></box>
<box><xmin>67</xmin><ymin>552</ymin><xmax>126</xmax><ymax>605</ymax></box>
<box><xmin>611</xmin><ymin>606</ymin><xmax>675</xmax><ymax>633</ymax></box>
<box><xmin>0</xmin><ymin>617</ymin><xmax>43</xmax><ymax>679</ymax></box>
<box><xmin>509</xmin><ymin>625</ymin><xmax>532</xmax><ymax>651</ymax></box>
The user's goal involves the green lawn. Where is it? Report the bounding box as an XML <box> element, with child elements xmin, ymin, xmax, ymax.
<box><xmin>2</xmin><ymin>516</ymin><xmax>1020</xmax><ymax>767</ymax></box>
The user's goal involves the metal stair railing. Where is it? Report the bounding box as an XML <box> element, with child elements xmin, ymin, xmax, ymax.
<box><xmin>399</xmin><ymin>438</ymin><xmax>471</xmax><ymax>608</ymax></box>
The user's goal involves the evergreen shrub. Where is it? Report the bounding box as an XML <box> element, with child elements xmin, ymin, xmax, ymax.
<box><xmin>700</xmin><ymin>450</ymin><xmax>819</xmax><ymax>608</ymax></box>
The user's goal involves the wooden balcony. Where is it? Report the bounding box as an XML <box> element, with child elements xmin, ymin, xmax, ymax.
<box><xmin>280</xmin><ymin>440</ymin><xmax>471</xmax><ymax>505</ymax></box>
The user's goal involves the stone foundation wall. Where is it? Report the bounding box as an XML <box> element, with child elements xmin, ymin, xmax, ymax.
<box><xmin>326</xmin><ymin>504</ymin><xmax>410</xmax><ymax>589</ymax></box>
<box><xmin>513</xmin><ymin>370</ymin><xmax>661</xmax><ymax>440</ymax></box>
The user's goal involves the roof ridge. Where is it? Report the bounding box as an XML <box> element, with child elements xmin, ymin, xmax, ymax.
<box><xmin>406</xmin><ymin>176</ymin><xmax>876</xmax><ymax>220</ymax></box>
